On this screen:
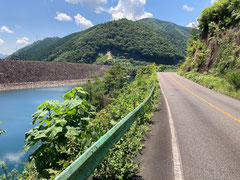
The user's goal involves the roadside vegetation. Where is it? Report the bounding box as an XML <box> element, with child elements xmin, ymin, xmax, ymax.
<box><xmin>198</xmin><ymin>0</ymin><xmax>240</xmax><ymax>35</ymax></box>
<box><xmin>0</xmin><ymin>64</ymin><xmax>160</xmax><ymax>179</ymax></box>
<box><xmin>156</xmin><ymin>64</ymin><xmax>179</xmax><ymax>72</ymax></box>
<box><xmin>179</xmin><ymin>0</ymin><xmax>240</xmax><ymax>99</ymax></box>
<box><xmin>179</xmin><ymin>71</ymin><xmax>240</xmax><ymax>99</ymax></box>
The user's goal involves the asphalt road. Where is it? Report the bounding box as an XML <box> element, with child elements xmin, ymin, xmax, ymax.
<box><xmin>139</xmin><ymin>72</ymin><xmax>240</xmax><ymax>180</ymax></box>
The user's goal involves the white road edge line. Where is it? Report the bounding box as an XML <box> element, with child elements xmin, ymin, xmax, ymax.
<box><xmin>158</xmin><ymin>74</ymin><xmax>184</xmax><ymax>180</ymax></box>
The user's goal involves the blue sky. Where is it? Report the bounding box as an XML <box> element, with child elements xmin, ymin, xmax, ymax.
<box><xmin>0</xmin><ymin>0</ymin><xmax>216</xmax><ymax>55</ymax></box>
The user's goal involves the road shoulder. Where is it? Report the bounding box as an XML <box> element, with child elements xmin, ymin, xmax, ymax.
<box><xmin>136</xmin><ymin>91</ymin><xmax>174</xmax><ymax>180</ymax></box>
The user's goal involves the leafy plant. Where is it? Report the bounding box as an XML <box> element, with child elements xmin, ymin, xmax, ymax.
<box><xmin>0</xmin><ymin>162</ymin><xmax>21</xmax><ymax>180</ymax></box>
<box><xmin>23</xmin><ymin>87</ymin><xmax>98</xmax><ymax>178</ymax></box>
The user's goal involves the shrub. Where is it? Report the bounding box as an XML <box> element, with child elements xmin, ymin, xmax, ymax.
<box><xmin>182</xmin><ymin>71</ymin><xmax>240</xmax><ymax>99</ymax></box>
<box><xmin>226</xmin><ymin>70</ymin><xmax>240</xmax><ymax>91</ymax></box>
<box><xmin>23</xmin><ymin>87</ymin><xmax>98</xmax><ymax>179</ymax></box>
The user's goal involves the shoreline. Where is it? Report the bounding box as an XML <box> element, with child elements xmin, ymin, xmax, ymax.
<box><xmin>0</xmin><ymin>79</ymin><xmax>89</xmax><ymax>92</ymax></box>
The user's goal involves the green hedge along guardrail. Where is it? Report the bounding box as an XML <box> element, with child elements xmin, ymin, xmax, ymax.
<box><xmin>55</xmin><ymin>85</ymin><xmax>156</xmax><ymax>180</ymax></box>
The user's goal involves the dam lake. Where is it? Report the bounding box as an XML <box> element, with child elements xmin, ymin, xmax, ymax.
<box><xmin>0</xmin><ymin>85</ymin><xmax>76</xmax><ymax>174</ymax></box>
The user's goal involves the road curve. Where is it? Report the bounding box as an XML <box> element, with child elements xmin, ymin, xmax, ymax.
<box><xmin>157</xmin><ymin>72</ymin><xmax>240</xmax><ymax>180</ymax></box>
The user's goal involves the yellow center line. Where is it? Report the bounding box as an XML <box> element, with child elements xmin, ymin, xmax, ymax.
<box><xmin>171</xmin><ymin>77</ymin><xmax>240</xmax><ymax>123</ymax></box>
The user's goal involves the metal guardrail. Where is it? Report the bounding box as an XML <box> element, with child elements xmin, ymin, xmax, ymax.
<box><xmin>55</xmin><ymin>85</ymin><xmax>156</xmax><ymax>180</ymax></box>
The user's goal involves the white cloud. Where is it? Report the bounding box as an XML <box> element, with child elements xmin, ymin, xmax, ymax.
<box><xmin>16</xmin><ymin>37</ymin><xmax>30</xmax><ymax>45</ymax></box>
<box><xmin>0</xmin><ymin>47</ymin><xmax>13</xmax><ymax>55</ymax></box>
<box><xmin>65</xmin><ymin>0</ymin><xmax>107</xmax><ymax>9</ymax></box>
<box><xmin>0</xmin><ymin>38</ymin><xmax>4</xmax><ymax>45</ymax></box>
<box><xmin>204</xmin><ymin>0</ymin><xmax>218</xmax><ymax>7</ymax></box>
<box><xmin>183</xmin><ymin>5</ymin><xmax>194</xmax><ymax>12</ymax></box>
<box><xmin>210</xmin><ymin>0</ymin><xmax>217</xmax><ymax>4</ymax></box>
<box><xmin>108</xmin><ymin>0</ymin><xmax>153</xmax><ymax>21</ymax></box>
<box><xmin>95</xmin><ymin>6</ymin><xmax>107</xmax><ymax>14</ymax></box>
<box><xmin>0</xmin><ymin>26</ymin><xmax>14</xmax><ymax>33</ymax></box>
<box><xmin>55</xmin><ymin>12</ymin><xmax>72</xmax><ymax>21</ymax></box>
<box><xmin>0</xmin><ymin>151</ymin><xmax>26</xmax><ymax>165</ymax></box>
<box><xmin>74</xmin><ymin>14</ymin><xmax>94</xmax><ymax>29</ymax></box>
<box><xmin>187</xmin><ymin>22</ymin><xmax>197</xmax><ymax>28</ymax></box>
<box><xmin>5</xmin><ymin>151</ymin><xmax>25</xmax><ymax>163</ymax></box>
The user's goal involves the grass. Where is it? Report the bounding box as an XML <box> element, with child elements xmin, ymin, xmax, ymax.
<box><xmin>179</xmin><ymin>71</ymin><xmax>240</xmax><ymax>99</ymax></box>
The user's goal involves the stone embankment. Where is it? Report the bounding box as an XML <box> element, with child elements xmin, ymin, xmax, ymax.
<box><xmin>0</xmin><ymin>60</ymin><xmax>108</xmax><ymax>91</ymax></box>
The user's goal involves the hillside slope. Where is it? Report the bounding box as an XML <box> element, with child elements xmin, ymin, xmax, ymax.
<box><xmin>180</xmin><ymin>0</ymin><xmax>240</xmax><ymax>98</ymax></box>
<box><xmin>139</xmin><ymin>18</ymin><xmax>190</xmax><ymax>55</ymax></box>
<box><xmin>8</xmin><ymin>19</ymin><xmax>190</xmax><ymax>65</ymax></box>
<box><xmin>181</xmin><ymin>0</ymin><xmax>240</xmax><ymax>74</ymax></box>
<box><xmin>10</xmin><ymin>37</ymin><xmax>60</xmax><ymax>60</ymax></box>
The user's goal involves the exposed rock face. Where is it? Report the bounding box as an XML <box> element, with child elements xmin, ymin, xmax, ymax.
<box><xmin>185</xmin><ymin>27</ymin><xmax>240</xmax><ymax>73</ymax></box>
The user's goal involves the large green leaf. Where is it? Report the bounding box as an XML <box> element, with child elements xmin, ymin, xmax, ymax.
<box><xmin>34</xmin><ymin>132</ymin><xmax>47</xmax><ymax>140</ymax></box>
<box><xmin>44</xmin><ymin>125</ymin><xmax>63</xmax><ymax>141</ymax></box>
<box><xmin>64</xmin><ymin>87</ymin><xmax>90</xmax><ymax>101</ymax></box>
<box><xmin>64</xmin><ymin>89</ymin><xmax>75</xmax><ymax>100</ymax></box>
<box><xmin>49</xmin><ymin>127</ymin><xmax>63</xmax><ymax>140</ymax></box>
<box><xmin>55</xmin><ymin>119</ymin><xmax>67</xmax><ymax>127</ymax></box>
<box><xmin>39</xmin><ymin>119</ymin><xmax>52</xmax><ymax>127</ymax></box>
<box><xmin>62</xmin><ymin>99</ymin><xmax>83</xmax><ymax>109</ymax></box>
<box><xmin>66</xmin><ymin>126</ymin><xmax>81</xmax><ymax>136</ymax></box>
<box><xmin>32</xmin><ymin>110</ymin><xmax>49</xmax><ymax>124</ymax></box>
<box><xmin>37</xmin><ymin>100</ymin><xmax>61</xmax><ymax>109</ymax></box>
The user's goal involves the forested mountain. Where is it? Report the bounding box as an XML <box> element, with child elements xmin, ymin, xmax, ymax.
<box><xmin>10</xmin><ymin>37</ymin><xmax>60</xmax><ymax>60</ymax></box>
<box><xmin>139</xmin><ymin>18</ymin><xmax>190</xmax><ymax>55</ymax></box>
<box><xmin>8</xmin><ymin>18</ymin><xmax>190</xmax><ymax>64</ymax></box>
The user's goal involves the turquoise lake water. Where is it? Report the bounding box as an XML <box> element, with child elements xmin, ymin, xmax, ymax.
<box><xmin>0</xmin><ymin>85</ymin><xmax>76</xmax><ymax>174</ymax></box>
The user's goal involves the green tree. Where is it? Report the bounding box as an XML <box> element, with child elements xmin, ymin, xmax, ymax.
<box><xmin>84</xmin><ymin>74</ymin><xmax>108</xmax><ymax>110</ymax></box>
<box><xmin>103</xmin><ymin>64</ymin><xmax>126</xmax><ymax>98</ymax></box>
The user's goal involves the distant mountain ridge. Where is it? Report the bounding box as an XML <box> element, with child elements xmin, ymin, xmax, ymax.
<box><xmin>11</xmin><ymin>37</ymin><xmax>60</xmax><ymax>60</ymax></box>
<box><xmin>8</xmin><ymin>18</ymin><xmax>190</xmax><ymax>65</ymax></box>
<box><xmin>138</xmin><ymin>18</ymin><xmax>190</xmax><ymax>56</ymax></box>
